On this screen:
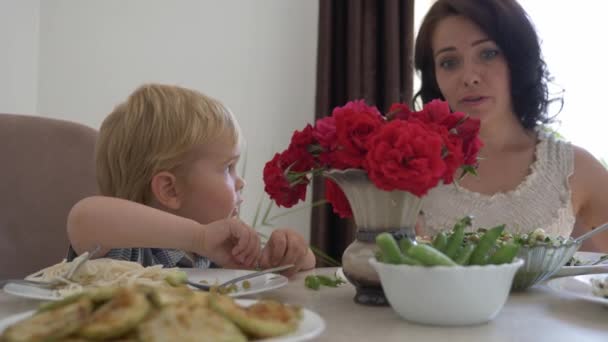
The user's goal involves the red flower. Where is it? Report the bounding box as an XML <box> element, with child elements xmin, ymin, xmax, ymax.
<box><xmin>312</xmin><ymin>116</ymin><xmax>336</xmax><ymax>150</ymax></box>
<box><xmin>332</xmin><ymin>100</ymin><xmax>384</xmax><ymax>169</ymax></box>
<box><xmin>389</xmin><ymin>103</ymin><xmax>416</xmax><ymax>121</ymax></box>
<box><xmin>454</xmin><ymin>117</ymin><xmax>483</xmax><ymax>165</ymax></box>
<box><xmin>325</xmin><ymin>179</ymin><xmax>353</xmax><ymax>218</ymax></box>
<box><xmin>394</xmin><ymin>100</ymin><xmax>482</xmax><ymax>167</ymax></box>
<box><xmin>289</xmin><ymin>124</ymin><xmax>314</xmax><ymax>150</ymax></box>
<box><xmin>364</xmin><ymin>120</ymin><xmax>446</xmax><ymax>196</ymax></box>
<box><xmin>262</xmin><ymin>148</ymin><xmax>315</xmax><ymax>208</ymax></box>
<box><xmin>441</xmin><ymin>131</ymin><xmax>465</xmax><ymax>184</ymax></box>
<box><xmin>262</xmin><ymin>98</ymin><xmax>481</xmax><ymax>215</ymax></box>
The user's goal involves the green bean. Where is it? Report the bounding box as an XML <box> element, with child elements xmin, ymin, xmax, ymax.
<box><xmin>305</xmin><ymin>275</ymin><xmax>321</xmax><ymax>290</ymax></box>
<box><xmin>445</xmin><ymin>225</ymin><xmax>465</xmax><ymax>259</ymax></box>
<box><xmin>399</xmin><ymin>237</ymin><xmax>415</xmax><ymax>254</ymax></box>
<box><xmin>432</xmin><ymin>232</ymin><xmax>448</xmax><ymax>252</ymax></box>
<box><xmin>487</xmin><ymin>243</ymin><xmax>520</xmax><ymax>265</ymax></box>
<box><xmin>316</xmin><ymin>275</ymin><xmax>344</xmax><ymax>287</ymax></box>
<box><xmin>375</xmin><ymin>233</ymin><xmax>423</xmax><ymax>265</ymax></box>
<box><xmin>469</xmin><ymin>225</ymin><xmax>505</xmax><ymax>265</ymax></box>
<box><xmin>406</xmin><ymin>244</ymin><xmax>457</xmax><ymax>266</ymax></box>
<box><xmin>376</xmin><ymin>233</ymin><xmax>404</xmax><ymax>264</ymax></box>
<box><xmin>398</xmin><ymin>253</ymin><xmax>424</xmax><ymax>265</ymax></box>
<box><xmin>454</xmin><ymin>243</ymin><xmax>476</xmax><ymax>265</ymax></box>
<box><xmin>374</xmin><ymin>251</ymin><xmax>384</xmax><ymax>262</ymax></box>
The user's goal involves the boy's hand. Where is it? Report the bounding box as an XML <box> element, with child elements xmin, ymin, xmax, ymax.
<box><xmin>197</xmin><ymin>218</ymin><xmax>260</xmax><ymax>269</ymax></box>
<box><xmin>258</xmin><ymin>228</ymin><xmax>314</xmax><ymax>277</ymax></box>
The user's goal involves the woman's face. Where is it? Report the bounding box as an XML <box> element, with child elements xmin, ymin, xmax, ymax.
<box><xmin>431</xmin><ymin>15</ymin><xmax>513</xmax><ymax>126</ymax></box>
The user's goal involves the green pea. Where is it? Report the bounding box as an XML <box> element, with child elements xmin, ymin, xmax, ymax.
<box><xmin>487</xmin><ymin>243</ymin><xmax>520</xmax><ymax>265</ymax></box>
<box><xmin>376</xmin><ymin>233</ymin><xmax>405</xmax><ymax>265</ymax></box>
<box><xmin>407</xmin><ymin>244</ymin><xmax>457</xmax><ymax>266</ymax></box>
<box><xmin>469</xmin><ymin>225</ymin><xmax>505</xmax><ymax>265</ymax></box>
<box><xmin>432</xmin><ymin>232</ymin><xmax>448</xmax><ymax>252</ymax></box>
<box><xmin>454</xmin><ymin>243</ymin><xmax>476</xmax><ymax>265</ymax></box>
<box><xmin>305</xmin><ymin>275</ymin><xmax>321</xmax><ymax>290</ymax></box>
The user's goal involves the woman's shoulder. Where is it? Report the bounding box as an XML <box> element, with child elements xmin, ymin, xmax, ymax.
<box><xmin>571</xmin><ymin>144</ymin><xmax>607</xmax><ymax>184</ymax></box>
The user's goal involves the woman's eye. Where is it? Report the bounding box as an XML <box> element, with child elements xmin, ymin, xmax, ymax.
<box><xmin>438</xmin><ymin>58</ymin><xmax>459</xmax><ymax>70</ymax></box>
<box><xmin>481</xmin><ymin>49</ymin><xmax>499</xmax><ymax>60</ymax></box>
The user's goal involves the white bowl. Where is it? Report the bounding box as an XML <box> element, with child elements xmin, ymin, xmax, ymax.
<box><xmin>369</xmin><ymin>258</ymin><xmax>524</xmax><ymax>326</ymax></box>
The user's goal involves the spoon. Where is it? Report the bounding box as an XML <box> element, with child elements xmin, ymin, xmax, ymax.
<box><xmin>573</xmin><ymin>222</ymin><xmax>608</xmax><ymax>244</ymax></box>
<box><xmin>187</xmin><ymin>264</ymin><xmax>294</xmax><ymax>291</ymax></box>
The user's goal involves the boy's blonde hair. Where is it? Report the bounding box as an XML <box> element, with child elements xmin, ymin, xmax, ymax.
<box><xmin>96</xmin><ymin>83</ymin><xmax>241</xmax><ymax>204</ymax></box>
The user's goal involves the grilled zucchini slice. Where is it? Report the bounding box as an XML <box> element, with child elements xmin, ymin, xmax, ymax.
<box><xmin>209</xmin><ymin>294</ymin><xmax>301</xmax><ymax>338</ymax></box>
<box><xmin>2</xmin><ymin>297</ymin><xmax>92</xmax><ymax>342</ymax></box>
<box><xmin>78</xmin><ymin>287</ymin><xmax>150</xmax><ymax>340</ymax></box>
<box><xmin>138</xmin><ymin>302</ymin><xmax>246</xmax><ymax>342</ymax></box>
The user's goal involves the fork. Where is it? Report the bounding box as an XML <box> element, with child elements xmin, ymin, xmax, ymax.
<box><xmin>187</xmin><ymin>264</ymin><xmax>294</xmax><ymax>291</ymax></box>
<box><xmin>1</xmin><ymin>245</ymin><xmax>101</xmax><ymax>289</ymax></box>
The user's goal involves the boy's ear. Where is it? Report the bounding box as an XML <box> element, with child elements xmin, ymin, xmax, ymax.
<box><xmin>150</xmin><ymin>171</ymin><xmax>182</xmax><ymax>210</ymax></box>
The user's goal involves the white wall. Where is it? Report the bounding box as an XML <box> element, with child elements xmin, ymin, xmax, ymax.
<box><xmin>25</xmin><ymin>0</ymin><xmax>318</xmax><ymax>239</ymax></box>
<box><xmin>519</xmin><ymin>1</ymin><xmax>608</xmax><ymax>164</ymax></box>
<box><xmin>0</xmin><ymin>0</ymin><xmax>39</xmax><ymax>114</ymax></box>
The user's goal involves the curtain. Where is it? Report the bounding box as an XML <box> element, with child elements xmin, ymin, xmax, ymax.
<box><xmin>311</xmin><ymin>0</ymin><xmax>416</xmax><ymax>264</ymax></box>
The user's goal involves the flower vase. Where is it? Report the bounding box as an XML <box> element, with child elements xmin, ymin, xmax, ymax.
<box><xmin>325</xmin><ymin>169</ymin><xmax>424</xmax><ymax>306</ymax></box>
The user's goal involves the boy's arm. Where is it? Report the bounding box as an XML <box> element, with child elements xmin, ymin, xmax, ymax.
<box><xmin>67</xmin><ymin>196</ymin><xmax>203</xmax><ymax>257</ymax></box>
<box><xmin>67</xmin><ymin>196</ymin><xmax>260</xmax><ymax>268</ymax></box>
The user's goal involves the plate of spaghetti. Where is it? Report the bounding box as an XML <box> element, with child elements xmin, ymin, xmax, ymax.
<box><xmin>2</xmin><ymin>256</ymin><xmax>186</xmax><ymax>301</ymax></box>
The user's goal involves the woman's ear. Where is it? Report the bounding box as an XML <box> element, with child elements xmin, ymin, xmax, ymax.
<box><xmin>150</xmin><ymin>171</ymin><xmax>182</xmax><ymax>210</ymax></box>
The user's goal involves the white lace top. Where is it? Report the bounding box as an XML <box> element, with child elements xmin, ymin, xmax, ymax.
<box><xmin>422</xmin><ymin>132</ymin><xmax>576</xmax><ymax>237</ymax></box>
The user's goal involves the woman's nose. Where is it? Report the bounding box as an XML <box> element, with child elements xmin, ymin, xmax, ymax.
<box><xmin>462</xmin><ymin>63</ymin><xmax>481</xmax><ymax>87</ymax></box>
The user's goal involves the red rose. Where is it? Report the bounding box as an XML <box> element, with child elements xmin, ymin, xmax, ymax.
<box><xmin>262</xmin><ymin>147</ymin><xmax>315</xmax><ymax>208</ymax></box>
<box><xmin>414</xmin><ymin>99</ymin><xmax>452</xmax><ymax>124</ymax></box>
<box><xmin>312</xmin><ymin>116</ymin><xmax>337</xmax><ymax>150</ymax></box>
<box><xmin>325</xmin><ymin>179</ymin><xmax>353</xmax><ymax>218</ymax></box>
<box><xmin>289</xmin><ymin>124</ymin><xmax>314</xmax><ymax>150</ymax></box>
<box><xmin>263</xmin><ymin>153</ymin><xmax>307</xmax><ymax>208</ymax></box>
<box><xmin>441</xmin><ymin>132</ymin><xmax>465</xmax><ymax>184</ymax></box>
<box><xmin>333</xmin><ymin>100</ymin><xmax>384</xmax><ymax>169</ymax></box>
<box><xmin>453</xmin><ymin>118</ymin><xmax>483</xmax><ymax>165</ymax></box>
<box><xmin>389</xmin><ymin>103</ymin><xmax>415</xmax><ymax>121</ymax></box>
<box><xmin>364</xmin><ymin>120</ymin><xmax>446</xmax><ymax>196</ymax></box>
<box><xmin>403</xmin><ymin>100</ymin><xmax>483</xmax><ymax>167</ymax></box>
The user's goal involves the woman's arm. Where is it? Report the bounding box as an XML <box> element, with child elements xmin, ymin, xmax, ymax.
<box><xmin>570</xmin><ymin>146</ymin><xmax>608</xmax><ymax>252</ymax></box>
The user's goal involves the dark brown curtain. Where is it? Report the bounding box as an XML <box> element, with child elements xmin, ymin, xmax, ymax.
<box><xmin>311</xmin><ymin>0</ymin><xmax>416</xmax><ymax>265</ymax></box>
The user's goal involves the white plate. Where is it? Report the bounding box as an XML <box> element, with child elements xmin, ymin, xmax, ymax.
<box><xmin>183</xmin><ymin>268</ymin><xmax>288</xmax><ymax>297</ymax></box>
<box><xmin>0</xmin><ymin>299</ymin><xmax>325</xmax><ymax>342</ymax></box>
<box><xmin>546</xmin><ymin>273</ymin><xmax>608</xmax><ymax>307</ymax></box>
<box><xmin>554</xmin><ymin>251</ymin><xmax>608</xmax><ymax>277</ymax></box>
<box><xmin>2</xmin><ymin>268</ymin><xmax>289</xmax><ymax>301</ymax></box>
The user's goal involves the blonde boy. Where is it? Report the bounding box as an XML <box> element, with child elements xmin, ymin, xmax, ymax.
<box><xmin>67</xmin><ymin>84</ymin><xmax>315</xmax><ymax>276</ymax></box>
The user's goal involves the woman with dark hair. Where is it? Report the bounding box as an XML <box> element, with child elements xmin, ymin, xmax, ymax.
<box><xmin>415</xmin><ymin>0</ymin><xmax>608</xmax><ymax>251</ymax></box>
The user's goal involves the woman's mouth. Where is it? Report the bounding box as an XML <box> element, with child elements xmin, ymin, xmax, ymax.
<box><xmin>459</xmin><ymin>96</ymin><xmax>488</xmax><ymax>107</ymax></box>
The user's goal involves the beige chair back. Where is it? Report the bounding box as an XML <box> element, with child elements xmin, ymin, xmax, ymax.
<box><xmin>0</xmin><ymin>113</ymin><xmax>98</xmax><ymax>278</ymax></box>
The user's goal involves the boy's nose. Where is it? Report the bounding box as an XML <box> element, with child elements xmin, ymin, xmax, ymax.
<box><xmin>236</xmin><ymin>176</ymin><xmax>246</xmax><ymax>191</ymax></box>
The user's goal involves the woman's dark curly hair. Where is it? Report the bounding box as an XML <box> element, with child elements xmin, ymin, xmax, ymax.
<box><xmin>413</xmin><ymin>0</ymin><xmax>558</xmax><ymax>130</ymax></box>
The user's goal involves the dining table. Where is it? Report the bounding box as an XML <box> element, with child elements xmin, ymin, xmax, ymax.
<box><xmin>1</xmin><ymin>267</ymin><xmax>607</xmax><ymax>342</ymax></box>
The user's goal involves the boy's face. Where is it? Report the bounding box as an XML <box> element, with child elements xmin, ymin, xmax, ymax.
<box><xmin>174</xmin><ymin>131</ymin><xmax>244</xmax><ymax>224</ymax></box>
